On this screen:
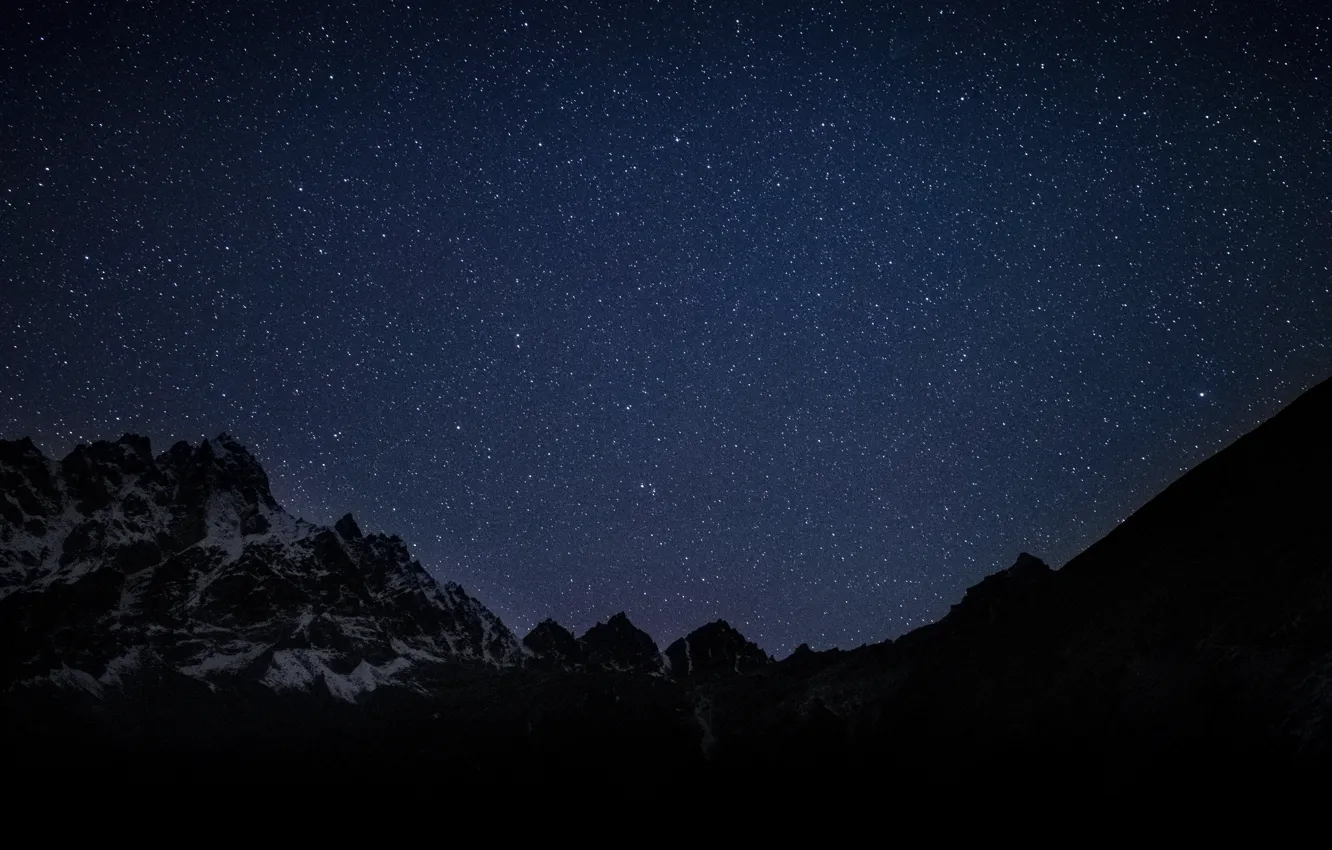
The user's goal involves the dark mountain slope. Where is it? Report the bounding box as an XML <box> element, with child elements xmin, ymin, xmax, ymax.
<box><xmin>701</xmin><ymin>377</ymin><xmax>1332</xmax><ymax>798</ymax></box>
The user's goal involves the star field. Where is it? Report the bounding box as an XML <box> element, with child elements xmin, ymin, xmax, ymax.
<box><xmin>3</xmin><ymin>1</ymin><xmax>1329</xmax><ymax>655</ymax></box>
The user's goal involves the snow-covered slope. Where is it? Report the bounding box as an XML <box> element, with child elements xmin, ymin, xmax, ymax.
<box><xmin>0</xmin><ymin>434</ymin><xmax>522</xmax><ymax>702</ymax></box>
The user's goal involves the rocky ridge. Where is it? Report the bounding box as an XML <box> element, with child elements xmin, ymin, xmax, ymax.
<box><xmin>0</xmin><ymin>434</ymin><xmax>521</xmax><ymax>703</ymax></box>
<box><xmin>665</xmin><ymin>620</ymin><xmax>771</xmax><ymax>678</ymax></box>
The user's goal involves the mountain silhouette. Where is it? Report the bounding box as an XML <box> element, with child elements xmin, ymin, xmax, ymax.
<box><xmin>3</xmin><ymin>376</ymin><xmax>1330</xmax><ymax>801</ymax></box>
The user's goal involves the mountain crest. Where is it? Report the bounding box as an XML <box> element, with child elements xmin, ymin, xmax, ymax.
<box><xmin>579</xmin><ymin>612</ymin><xmax>662</xmax><ymax>673</ymax></box>
<box><xmin>945</xmin><ymin>552</ymin><xmax>1052</xmax><ymax>628</ymax></box>
<box><xmin>523</xmin><ymin>618</ymin><xmax>582</xmax><ymax>667</ymax></box>
<box><xmin>666</xmin><ymin>619</ymin><xmax>771</xmax><ymax>678</ymax></box>
<box><xmin>334</xmin><ymin>513</ymin><xmax>363</xmax><ymax>541</ymax></box>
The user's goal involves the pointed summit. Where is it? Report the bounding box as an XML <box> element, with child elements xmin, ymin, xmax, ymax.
<box><xmin>1010</xmin><ymin>551</ymin><xmax>1050</xmax><ymax>577</ymax></box>
<box><xmin>199</xmin><ymin>434</ymin><xmax>274</xmax><ymax>496</ymax></box>
<box><xmin>523</xmin><ymin>618</ymin><xmax>581</xmax><ymax>666</ymax></box>
<box><xmin>580</xmin><ymin>612</ymin><xmax>661</xmax><ymax>673</ymax></box>
<box><xmin>946</xmin><ymin>552</ymin><xmax>1053</xmax><ymax>627</ymax></box>
<box><xmin>666</xmin><ymin>620</ymin><xmax>770</xmax><ymax>679</ymax></box>
<box><xmin>164</xmin><ymin>434</ymin><xmax>280</xmax><ymax>546</ymax></box>
<box><xmin>334</xmin><ymin>513</ymin><xmax>363</xmax><ymax>541</ymax></box>
<box><xmin>58</xmin><ymin>437</ymin><xmax>159</xmax><ymax>514</ymax></box>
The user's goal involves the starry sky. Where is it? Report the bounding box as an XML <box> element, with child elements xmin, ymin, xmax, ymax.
<box><xmin>3</xmin><ymin>1</ymin><xmax>1329</xmax><ymax>655</ymax></box>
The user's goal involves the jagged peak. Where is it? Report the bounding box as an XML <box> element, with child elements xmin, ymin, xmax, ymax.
<box><xmin>0</xmin><ymin>436</ymin><xmax>49</xmax><ymax>476</ymax></box>
<box><xmin>580</xmin><ymin>611</ymin><xmax>661</xmax><ymax>672</ymax></box>
<box><xmin>115</xmin><ymin>433</ymin><xmax>153</xmax><ymax>457</ymax></box>
<box><xmin>946</xmin><ymin>552</ymin><xmax>1054</xmax><ymax>628</ymax></box>
<box><xmin>205</xmin><ymin>432</ymin><xmax>249</xmax><ymax>456</ymax></box>
<box><xmin>2</xmin><ymin>428</ymin><xmax>527</xmax><ymax>691</ymax></box>
<box><xmin>0</xmin><ymin>436</ymin><xmax>44</xmax><ymax>464</ymax></box>
<box><xmin>62</xmin><ymin>435</ymin><xmax>152</xmax><ymax>467</ymax></box>
<box><xmin>526</xmin><ymin>617</ymin><xmax>576</xmax><ymax>642</ymax></box>
<box><xmin>691</xmin><ymin>618</ymin><xmax>740</xmax><ymax>636</ymax></box>
<box><xmin>582</xmin><ymin>611</ymin><xmax>649</xmax><ymax>639</ymax></box>
<box><xmin>0</xmin><ymin>435</ymin><xmax>39</xmax><ymax>451</ymax></box>
<box><xmin>334</xmin><ymin>513</ymin><xmax>363</xmax><ymax>541</ymax></box>
<box><xmin>181</xmin><ymin>435</ymin><xmax>277</xmax><ymax>509</ymax></box>
<box><xmin>666</xmin><ymin>618</ymin><xmax>770</xmax><ymax>678</ymax></box>
<box><xmin>530</xmin><ymin>616</ymin><xmax>572</xmax><ymax>633</ymax></box>
<box><xmin>438</xmin><ymin>579</ymin><xmax>468</xmax><ymax>595</ymax></box>
<box><xmin>161</xmin><ymin>439</ymin><xmax>195</xmax><ymax>461</ymax></box>
<box><xmin>145</xmin><ymin>435</ymin><xmax>267</xmax><ymax>482</ymax></box>
<box><xmin>1009</xmin><ymin>551</ymin><xmax>1051</xmax><ymax>576</ymax></box>
<box><xmin>968</xmin><ymin>552</ymin><xmax>1052</xmax><ymax>594</ymax></box>
<box><xmin>523</xmin><ymin>618</ymin><xmax>581</xmax><ymax>664</ymax></box>
<box><xmin>524</xmin><ymin>615</ymin><xmax>686</xmax><ymax>671</ymax></box>
<box><xmin>198</xmin><ymin>433</ymin><xmax>264</xmax><ymax>469</ymax></box>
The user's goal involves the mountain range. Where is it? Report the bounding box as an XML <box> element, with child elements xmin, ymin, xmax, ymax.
<box><xmin>3</xmin><ymin>375</ymin><xmax>1331</xmax><ymax>800</ymax></box>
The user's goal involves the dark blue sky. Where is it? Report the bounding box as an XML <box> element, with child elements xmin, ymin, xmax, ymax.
<box><xmin>3</xmin><ymin>1</ymin><xmax>1329</xmax><ymax>654</ymax></box>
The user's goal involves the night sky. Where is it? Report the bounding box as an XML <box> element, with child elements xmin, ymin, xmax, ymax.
<box><xmin>3</xmin><ymin>1</ymin><xmax>1329</xmax><ymax>655</ymax></box>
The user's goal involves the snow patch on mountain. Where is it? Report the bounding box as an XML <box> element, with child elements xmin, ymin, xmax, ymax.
<box><xmin>261</xmin><ymin>649</ymin><xmax>415</xmax><ymax>701</ymax></box>
<box><xmin>178</xmin><ymin>643</ymin><xmax>267</xmax><ymax>678</ymax></box>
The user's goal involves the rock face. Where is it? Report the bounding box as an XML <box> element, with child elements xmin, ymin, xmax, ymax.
<box><xmin>579</xmin><ymin>612</ymin><xmax>663</xmax><ymax>673</ymax></box>
<box><xmin>666</xmin><ymin>620</ymin><xmax>770</xmax><ymax>678</ymax></box>
<box><xmin>0</xmin><ymin>434</ymin><xmax>521</xmax><ymax>704</ymax></box>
